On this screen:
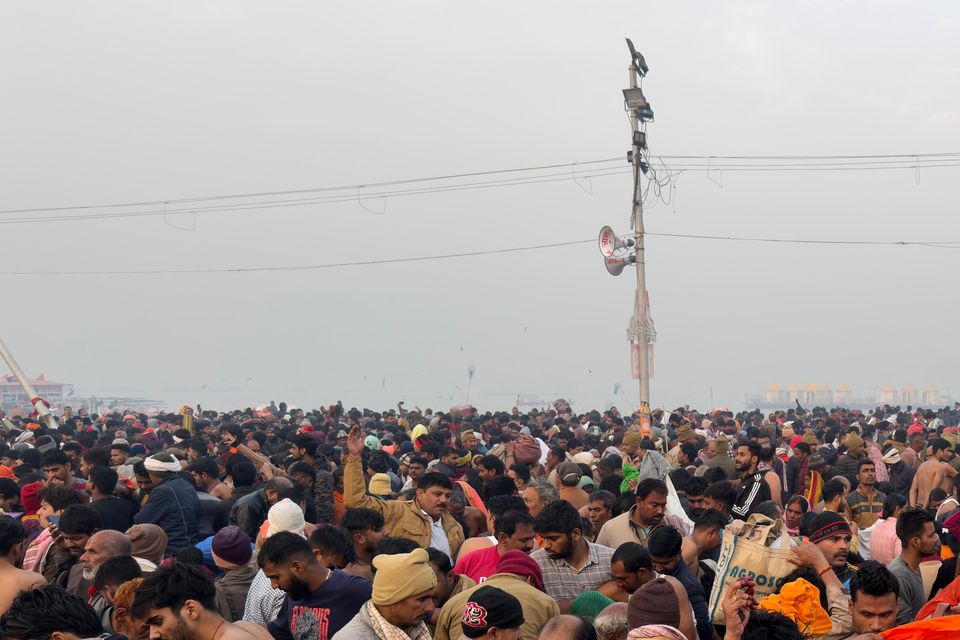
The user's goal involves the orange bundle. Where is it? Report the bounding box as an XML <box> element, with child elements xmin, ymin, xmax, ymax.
<box><xmin>758</xmin><ymin>578</ymin><xmax>831</xmax><ymax>637</ymax></box>
<box><xmin>881</xmin><ymin>615</ymin><xmax>960</xmax><ymax>640</ymax></box>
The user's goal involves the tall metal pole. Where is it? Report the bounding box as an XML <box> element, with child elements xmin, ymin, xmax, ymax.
<box><xmin>627</xmin><ymin>67</ymin><xmax>650</xmax><ymax>406</ymax></box>
<box><xmin>0</xmin><ymin>337</ymin><xmax>58</xmax><ymax>430</ymax></box>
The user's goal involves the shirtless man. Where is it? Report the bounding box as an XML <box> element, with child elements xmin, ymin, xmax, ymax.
<box><xmin>909</xmin><ymin>438</ymin><xmax>957</xmax><ymax>508</ymax></box>
<box><xmin>0</xmin><ymin>517</ymin><xmax>45</xmax><ymax>615</ymax></box>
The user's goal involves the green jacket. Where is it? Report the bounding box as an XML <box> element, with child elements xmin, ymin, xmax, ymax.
<box><xmin>343</xmin><ymin>455</ymin><xmax>464</xmax><ymax>557</ymax></box>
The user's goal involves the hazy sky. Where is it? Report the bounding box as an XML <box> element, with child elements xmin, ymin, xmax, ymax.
<box><xmin>1</xmin><ymin>2</ymin><xmax>958</xmax><ymax>413</ymax></box>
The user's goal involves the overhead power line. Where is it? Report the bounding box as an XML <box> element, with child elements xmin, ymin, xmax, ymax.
<box><xmin>1</xmin><ymin>232</ymin><xmax>958</xmax><ymax>277</ymax></box>
<box><xmin>0</xmin><ymin>152</ymin><xmax>958</xmax><ymax>223</ymax></box>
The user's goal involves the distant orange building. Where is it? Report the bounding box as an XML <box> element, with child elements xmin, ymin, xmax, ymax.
<box><xmin>0</xmin><ymin>374</ymin><xmax>73</xmax><ymax>412</ymax></box>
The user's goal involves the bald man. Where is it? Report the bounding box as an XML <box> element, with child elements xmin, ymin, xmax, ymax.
<box><xmin>80</xmin><ymin>530</ymin><xmax>132</xmax><ymax>581</ymax></box>
<box><xmin>538</xmin><ymin>614</ymin><xmax>596</xmax><ymax>640</ymax></box>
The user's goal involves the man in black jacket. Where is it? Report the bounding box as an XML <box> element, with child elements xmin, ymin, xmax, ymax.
<box><xmin>731</xmin><ymin>441</ymin><xmax>771</xmax><ymax>521</ymax></box>
<box><xmin>227</xmin><ymin>476</ymin><xmax>292</xmax><ymax>540</ymax></box>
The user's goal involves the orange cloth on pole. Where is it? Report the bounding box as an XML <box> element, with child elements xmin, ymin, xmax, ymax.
<box><xmin>881</xmin><ymin>614</ymin><xmax>960</xmax><ymax>640</ymax></box>
<box><xmin>758</xmin><ymin>578</ymin><xmax>832</xmax><ymax>636</ymax></box>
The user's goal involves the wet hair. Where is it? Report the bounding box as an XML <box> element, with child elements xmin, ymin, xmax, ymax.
<box><xmin>486</xmin><ymin>495</ymin><xmax>529</xmax><ymax>518</ymax></box>
<box><xmin>0</xmin><ymin>584</ymin><xmax>102</xmax><ymax>639</ymax></box>
<box><xmin>702</xmin><ymin>467</ymin><xmax>728</xmax><ymax>484</ymax></box>
<box><xmin>849</xmin><ymin>560</ymin><xmax>899</xmax><ymax>603</ymax></box>
<box><xmin>42</xmin><ymin>450</ymin><xmax>71</xmax><ymax>468</ymax></box>
<box><xmin>931</xmin><ymin>438</ymin><xmax>951</xmax><ymax>454</ymax></box>
<box><xmin>288</xmin><ymin>462</ymin><xmax>317</xmax><ymax>482</ymax></box>
<box><xmin>131</xmin><ymin>562</ymin><xmax>216</xmax><ymax>618</ymax></box>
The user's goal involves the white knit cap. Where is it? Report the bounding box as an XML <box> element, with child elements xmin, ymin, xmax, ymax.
<box><xmin>265</xmin><ymin>498</ymin><xmax>306</xmax><ymax>539</ymax></box>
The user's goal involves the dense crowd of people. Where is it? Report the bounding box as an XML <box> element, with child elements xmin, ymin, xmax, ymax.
<box><xmin>0</xmin><ymin>399</ymin><xmax>958</xmax><ymax>640</ymax></box>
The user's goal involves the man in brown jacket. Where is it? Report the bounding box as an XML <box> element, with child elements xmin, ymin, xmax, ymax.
<box><xmin>344</xmin><ymin>426</ymin><xmax>465</xmax><ymax>558</ymax></box>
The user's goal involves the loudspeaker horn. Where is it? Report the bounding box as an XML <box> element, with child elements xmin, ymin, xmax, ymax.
<box><xmin>604</xmin><ymin>254</ymin><xmax>636</xmax><ymax>276</ymax></box>
<box><xmin>598</xmin><ymin>226</ymin><xmax>635</xmax><ymax>258</ymax></box>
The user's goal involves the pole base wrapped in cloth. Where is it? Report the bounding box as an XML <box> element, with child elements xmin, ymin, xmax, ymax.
<box><xmin>706</xmin><ymin>514</ymin><xmax>797</xmax><ymax>623</ymax></box>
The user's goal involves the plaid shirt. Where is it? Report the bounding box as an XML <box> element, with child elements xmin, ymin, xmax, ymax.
<box><xmin>241</xmin><ymin>568</ymin><xmax>285</xmax><ymax>625</ymax></box>
<box><xmin>531</xmin><ymin>542</ymin><xmax>614</xmax><ymax>602</ymax></box>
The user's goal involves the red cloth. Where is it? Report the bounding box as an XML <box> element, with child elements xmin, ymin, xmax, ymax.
<box><xmin>495</xmin><ymin>549</ymin><xmax>543</xmax><ymax>592</ymax></box>
<box><xmin>454</xmin><ymin>544</ymin><xmax>501</xmax><ymax>584</ymax></box>
<box><xmin>915</xmin><ymin>574</ymin><xmax>960</xmax><ymax>621</ymax></box>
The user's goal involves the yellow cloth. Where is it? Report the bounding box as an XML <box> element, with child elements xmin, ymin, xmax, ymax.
<box><xmin>368</xmin><ymin>473</ymin><xmax>392</xmax><ymax>496</ymax></box>
<box><xmin>372</xmin><ymin>548</ymin><xmax>438</xmax><ymax>606</ymax></box>
<box><xmin>759</xmin><ymin>578</ymin><xmax>832</xmax><ymax>636</ymax></box>
<box><xmin>411</xmin><ymin>424</ymin><xmax>428</xmax><ymax>442</ymax></box>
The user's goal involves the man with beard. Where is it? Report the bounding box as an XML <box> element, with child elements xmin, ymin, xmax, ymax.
<box><xmin>339</xmin><ymin>508</ymin><xmax>387</xmax><ymax>581</ymax></box>
<box><xmin>131</xmin><ymin>562</ymin><xmax>271</xmax><ymax>640</ymax></box>
<box><xmin>889</xmin><ymin>507</ymin><xmax>940</xmax><ymax>625</ymax></box>
<box><xmin>454</xmin><ymin>510</ymin><xmax>536</xmax><ymax>584</ymax></box>
<box><xmin>530</xmin><ymin>500</ymin><xmax>615</xmax><ymax>613</ymax></box>
<box><xmin>77</xmin><ymin>530</ymin><xmax>131</xmax><ymax>594</ymax></box>
<box><xmin>731</xmin><ymin>441</ymin><xmax>771</xmax><ymax>521</ymax></box>
<box><xmin>808</xmin><ymin>511</ymin><xmax>858</xmax><ymax>588</ymax></box>
<box><xmin>258</xmin><ymin>531</ymin><xmax>371</xmax><ymax>640</ymax></box>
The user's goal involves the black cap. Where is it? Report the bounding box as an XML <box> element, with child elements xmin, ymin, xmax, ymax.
<box><xmin>461</xmin><ymin>585</ymin><xmax>525</xmax><ymax>637</ymax></box>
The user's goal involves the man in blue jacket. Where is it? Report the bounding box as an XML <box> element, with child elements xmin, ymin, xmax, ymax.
<box><xmin>133</xmin><ymin>452</ymin><xmax>200</xmax><ymax>555</ymax></box>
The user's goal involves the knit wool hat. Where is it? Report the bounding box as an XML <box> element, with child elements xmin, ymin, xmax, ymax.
<box><xmin>372</xmin><ymin>548</ymin><xmax>437</xmax><ymax>606</ymax></box>
<box><xmin>675</xmin><ymin>424</ymin><xmax>694</xmax><ymax>443</ymax></box>
<box><xmin>211</xmin><ymin>525</ymin><xmax>252</xmax><ymax>568</ymax></box>
<box><xmin>845</xmin><ymin>433</ymin><xmax>865</xmax><ymax>451</ymax></box>
<box><xmin>461</xmin><ymin>585</ymin><xmax>525</xmax><ymax>638</ymax></box>
<box><xmin>368</xmin><ymin>473</ymin><xmax>392</xmax><ymax>497</ymax></box>
<box><xmin>20</xmin><ymin>481</ymin><xmax>43</xmax><ymax>513</ymax></box>
<box><xmin>628</xmin><ymin>577</ymin><xmax>681</xmax><ymax>629</ymax></box>
<box><xmin>496</xmin><ymin>549</ymin><xmax>544</xmax><ymax>591</ymax></box>
<box><xmin>808</xmin><ymin>511</ymin><xmax>851</xmax><ymax>544</ymax></box>
<box><xmin>126</xmin><ymin>524</ymin><xmax>168</xmax><ymax>566</ymax></box>
<box><xmin>802</xmin><ymin>432</ymin><xmax>818</xmax><ymax>446</ymax></box>
<box><xmin>570</xmin><ymin>591</ymin><xmax>615</xmax><ymax>623</ymax></box>
<box><xmin>266</xmin><ymin>498</ymin><xmax>306</xmax><ymax>538</ymax></box>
